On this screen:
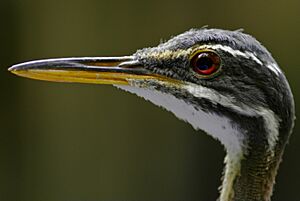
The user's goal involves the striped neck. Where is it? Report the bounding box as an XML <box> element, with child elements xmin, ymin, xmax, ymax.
<box><xmin>220</xmin><ymin>140</ymin><xmax>284</xmax><ymax>201</ymax></box>
<box><xmin>219</xmin><ymin>111</ymin><xmax>289</xmax><ymax>201</ymax></box>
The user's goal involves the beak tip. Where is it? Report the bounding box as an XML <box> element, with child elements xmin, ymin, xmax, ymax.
<box><xmin>8</xmin><ymin>64</ymin><xmax>26</xmax><ymax>76</ymax></box>
<box><xmin>8</xmin><ymin>65</ymin><xmax>18</xmax><ymax>73</ymax></box>
<box><xmin>9</xmin><ymin>62</ymin><xmax>31</xmax><ymax>73</ymax></box>
<box><xmin>8</xmin><ymin>66</ymin><xmax>15</xmax><ymax>72</ymax></box>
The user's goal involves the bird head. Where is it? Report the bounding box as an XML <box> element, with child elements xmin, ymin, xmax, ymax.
<box><xmin>9</xmin><ymin>28</ymin><xmax>294</xmax><ymax>155</ymax></box>
<box><xmin>9</xmin><ymin>28</ymin><xmax>295</xmax><ymax>201</ymax></box>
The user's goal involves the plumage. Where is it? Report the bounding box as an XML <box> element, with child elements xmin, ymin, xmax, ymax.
<box><xmin>9</xmin><ymin>28</ymin><xmax>295</xmax><ymax>201</ymax></box>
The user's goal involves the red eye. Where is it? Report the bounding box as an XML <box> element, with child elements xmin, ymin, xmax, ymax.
<box><xmin>191</xmin><ymin>51</ymin><xmax>221</xmax><ymax>75</ymax></box>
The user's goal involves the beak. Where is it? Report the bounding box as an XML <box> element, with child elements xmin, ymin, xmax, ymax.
<box><xmin>8</xmin><ymin>56</ymin><xmax>168</xmax><ymax>85</ymax></box>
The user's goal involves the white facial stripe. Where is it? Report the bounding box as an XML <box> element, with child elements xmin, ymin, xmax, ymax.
<box><xmin>245</xmin><ymin>51</ymin><xmax>263</xmax><ymax>65</ymax></box>
<box><xmin>184</xmin><ymin>82</ymin><xmax>280</xmax><ymax>151</ymax></box>
<box><xmin>147</xmin><ymin>44</ymin><xmax>281</xmax><ymax>77</ymax></box>
<box><xmin>198</xmin><ymin>44</ymin><xmax>263</xmax><ymax>65</ymax></box>
<box><xmin>256</xmin><ymin>108</ymin><xmax>280</xmax><ymax>151</ymax></box>
<box><xmin>198</xmin><ymin>44</ymin><xmax>281</xmax><ymax>76</ymax></box>
<box><xmin>182</xmin><ymin>83</ymin><xmax>256</xmax><ymax>117</ymax></box>
<box><xmin>266</xmin><ymin>63</ymin><xmax>282</xmax><ymax>76</ymax></box>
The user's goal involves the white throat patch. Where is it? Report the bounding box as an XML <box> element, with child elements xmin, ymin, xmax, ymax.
<box><xmin>115</xmin><ymin>80</ymin><xmax>280</xmax><ymax>154</ymax></box>
<box><xmin>115</xmin><ymin>84</ymin><xmax>245</xmax><ymax>156</ymax></box>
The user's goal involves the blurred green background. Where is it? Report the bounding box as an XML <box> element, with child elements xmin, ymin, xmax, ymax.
<box><xmin>1</xmin><ymin>0</ymin><xmax>299</xmax><ymax>201</ymax></box>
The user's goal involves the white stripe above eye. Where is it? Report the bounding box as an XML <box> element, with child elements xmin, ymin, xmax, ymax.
<box><xmin>199</xmin><ymin>44</ymin><xmax>263</xmax><ymax>65</ymax></box>
<box><xmin>198</xmin><ymin>44</ymin><xmax>281</xmax><ymax>76</ymax></box>
<box><xmin>266</xmin><ymin>63</ymin><xmax>282</xmax><ymax>76</ymax></box>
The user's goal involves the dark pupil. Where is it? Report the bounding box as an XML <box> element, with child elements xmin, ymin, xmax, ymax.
<box><xmin>196</xmin><ymin>56</ymin><xmax>213</xmax><ymax>70</ymax></box>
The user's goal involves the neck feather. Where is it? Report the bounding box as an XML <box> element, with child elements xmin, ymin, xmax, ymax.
<box><xmin>220</xmin><ymin>139</ymin><xmax>285</xmax><ymax>201</ymax></box>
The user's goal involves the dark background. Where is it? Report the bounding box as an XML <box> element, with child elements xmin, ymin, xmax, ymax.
<box><xmin>1</xmin><ymin>0</ymin><xmax>299</xmax><ymax>201</ymax></box>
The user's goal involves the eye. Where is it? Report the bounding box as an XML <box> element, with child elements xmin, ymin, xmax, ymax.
<box><xmin>191</xmin><ymin>51</ymin><xmax>221</xmax><ymax>76</ymax></box>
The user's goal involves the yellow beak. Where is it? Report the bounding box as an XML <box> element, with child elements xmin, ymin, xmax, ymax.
<box><xmin>8</xmin><ymin>56</ymin><xmax>170</xmax><ymax>85</ymax></box>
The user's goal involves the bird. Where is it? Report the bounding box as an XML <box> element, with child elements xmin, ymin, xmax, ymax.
<box><xmin>9</xmin><ymin>28</ymin><xmax>295</xmax><ymax>201</ymax></box>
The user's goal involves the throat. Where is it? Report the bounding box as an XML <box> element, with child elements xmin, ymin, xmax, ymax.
<box><xmin>115</xmin><ymin>84</ymin><xmax>245</xmax><ymax>156</ymax></box>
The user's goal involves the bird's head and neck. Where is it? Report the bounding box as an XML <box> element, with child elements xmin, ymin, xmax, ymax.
<box><xmin>9</xmin><ymin>28</ymin><xmax>295</xmax><ymax>201</ymax></box>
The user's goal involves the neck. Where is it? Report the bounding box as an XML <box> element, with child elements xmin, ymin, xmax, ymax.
<box><xmin>219</xmin><ymin>136</ymin><xmax>285</xmax><ymax>201</ymax></box>
<box><xmin>115</xmin><ymin>83</ymin><xmax>293</xmax><ymax>201</ymax></box>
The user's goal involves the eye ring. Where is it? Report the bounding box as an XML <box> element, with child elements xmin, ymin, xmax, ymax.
<box><xmin>190</xmin><ymin>50</ymin><xmax>221</xmax><ymax>77</ymax></box>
